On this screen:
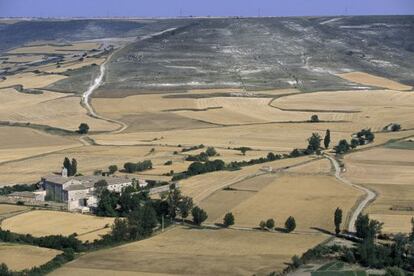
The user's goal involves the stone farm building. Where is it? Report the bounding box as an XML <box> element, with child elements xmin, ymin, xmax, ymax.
<box><xmin>40</xmin><ymin>174</ymin><xmax>147</xmax><ymax>212</ymax></box>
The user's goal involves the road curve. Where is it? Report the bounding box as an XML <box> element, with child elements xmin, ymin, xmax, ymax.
<box><xmin>324</xmin><ymin>154</ymin><xmax>376</xmax><ymax>233</ymax></box>
<box><xmin>80</xmin><ymin>27</ymin><xmax>178</xmax><ymax>134</ymax></box>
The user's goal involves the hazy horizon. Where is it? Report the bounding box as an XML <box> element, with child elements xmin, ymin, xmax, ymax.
<box><xmin>1</xmin><ymin>0</ymin><xmax>413</xmax><ymax>18</ymax></box>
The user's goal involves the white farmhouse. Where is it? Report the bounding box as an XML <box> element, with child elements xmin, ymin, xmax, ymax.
<box><xmin>40</xmin><ymin>173</ymin><xmax>147</xmax><ymax>212</ymax></box>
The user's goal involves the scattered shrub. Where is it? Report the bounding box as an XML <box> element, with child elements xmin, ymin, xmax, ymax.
<box><xmin>223</xmin><ymin>212</ymin><xmax>235</xmax><ymax>227</ymax></box>
<box><xmin>266</xmin><ymin>218</ymin><xmax>275</xmax><ymax>229</ymax></box>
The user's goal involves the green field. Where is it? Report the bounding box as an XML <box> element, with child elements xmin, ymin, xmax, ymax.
<box><xmin>311</xmin><ymin>262</ymin><xmax>368</xmax><ymax>276</ymax></box>
<box><xmin>384</xmin><ymin>140</ymin><xmax>414</xmax><ymax>150</ymax></box>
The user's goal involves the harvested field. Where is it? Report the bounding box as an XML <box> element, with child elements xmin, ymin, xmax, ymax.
<box><xmin>173</xmin><ymin>97</ymin><xmax>327</xmax><ymax>125</ymax></box>
<box><xmin>0</xmin><ymin>204</ymin><xmax>28</xmax><ymax>220</ymax></box>
<box><xmin>181</xmin><ymin>156</ymin><xmax>312</xmax><ymax>203</ymax></box>
<box><xmin>274</xmin><ymin>89</ymin><xmax>414</xmax><ymax>131</ymax></box>
<box><xmin>118</xmin><ymin>112</ymin><xmax>215</xmax><ymax>132</ymax></box>
<box><xmin>337</xmin><ymin>72</ymin><xmax>412</xmax><ymax>91</ymax></box>
<box><xmin>0</xmin><ymin>243</ymin><xmax>60</xmax><ymax>271</ymax></box>
<box><xmin>91</xmin><ymin>123</ymin><xmax>351</xmax><ymax>152</ymax></box>
<box><xmin>286</xmin><ymin>158</ymin><xmax>332</xmax><ymax>174</ymax></box>
<box><xmin>230</xmin><ymin>174</ymin><xmax>362</xmax><ymax>231</ymax></box>
<box><xmin>92</xmin><ymin>88</ymin><xmax>305</xmax><ymax>131</ymax></box>
<box><xmin>370</xmin><ymin>214</ymin><xmax>413</xmax><ymax>234</ymax></box>
<box><xmin>94</xmin><ymin>90</ymin><xmax>335</xmax><ymax>129</ymax></box>
<box><xmin>51</xmin><ymin>226</ymin><xmax>328</xmax><ymax>276</ymax></box>
<box><xmin>345</xmin><ymin>146</ymin><xmax>414</xmax><ymax>234</ymax></box>
<box><xmin>1</xmin><ymin>210</ymin><xmax>114</xmax><ymax>242</ymax></box>
<box><xmin>344</xmin><ymin>148</ymin><xmax>414</xmax><ymax>185</ymax></box>
<box><xmin>0</xmin><ymin>88</ymin><xmax>118</xmax><ymax>131</ymax></box>
<box><xmin>200</xmin><ymin>174</ymin><xmax>276</xmax><ymax>222</ymax></box>
<box><xmin>0</xmin><ymin>126</ymin><xmax>80</xmax><ymax>163</ymax></box>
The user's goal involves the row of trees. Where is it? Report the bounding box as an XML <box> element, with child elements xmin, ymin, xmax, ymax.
<box><xmin>288</xmin><ymin>213</ymin><xmax>414</xmax><ymax>275</ymax></box>
<box><xmin>0</xmin><ymin>183</ymin><xmax>37</xmax><ymax>195</ymax></box>
<box><xmin>123</xmin><ymin>160</ymin><xmax>153</xmax><ymax>173</ymax></box>
<box><xmin>259</xmin><ymin>217</ymin><xmax>296</xmax><ymax>233</ymax></box>
<box><xmin>334</xmin><ymin>129</ymin><xmax>375</xmax><ymax>154</ymax></box>
<box><xmin>63</xmin><ymin>157</ymin><xmax>77</xmax><ymax>176</ymax></box>
<box><xmin>290</xmin><ymin>131</ymin><xmax>328</xmax><ymax>157</ymax></box>
<box><xmin>173</xmin><ymin>130</ymin><xmax>332</xmax><ymax>182</ymax></box>
<box><xmin>0</xmin><ymin>184</ymin><xmax>209</xmax><ymax>274</ymax></box>
<box><xmin>185</xmin><ymin>147</ymin><xmax>218</xmax><ymax>162</ymax></box>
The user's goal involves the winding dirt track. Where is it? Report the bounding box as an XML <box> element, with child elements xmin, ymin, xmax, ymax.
<box><xmin>324</xmin><ymin>154</ymin><xmax>376</xmax><ymax>233</ymax></box>
<box><xmin>80</xmin><ymin>27</ymin><xmax>178</xmax><ymax>136</ymax></box>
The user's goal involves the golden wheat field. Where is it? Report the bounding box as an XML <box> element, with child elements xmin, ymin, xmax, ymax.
<box><xmin>1</xmin><ymin>210</ymin><xmax>114</xmax><ymax>242</ymax></box>
<box><xmin>0</xmin><ymin>243</ymin><xmax>61</xmax><ymax>271</ymax></box>
<box><xmin>51</xmin><ymin>226</ymin><xmax>328</xmax><ymax>276</ymax></box>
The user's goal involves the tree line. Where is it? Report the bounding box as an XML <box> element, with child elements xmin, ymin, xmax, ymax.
<box><xmin>284</xmin><ymin>208</ymin><xmax>414</xmax><ymax>275</ymax></box>
<box><xmin>123</xmin><ymin>160</ymin><xmax>153</xmax><ymax>173</ymax></box>
<box><xmin>0</xmin><ymin>184</ymin><xmax>210</xmax><ymax>275</ymax></box>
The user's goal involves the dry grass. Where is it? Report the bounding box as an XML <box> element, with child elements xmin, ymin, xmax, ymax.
<box><xmin>0</xmin><ymin>243</ymin><xmax>60</xmax><ymax>271</ymax></box>
<box><xmin>337</xmin><ymin>72</ymin><xmax>412</xmax><ymax>91</ymax></box>
<box><xmin>1</xmin><ymin>210</ymin><xmax>114</xmax><ymax>242</ymax></box>
<box><xmin>51</xmin><ymin>226</ymin><xmax>327</xmax><ymax>276</ymax></box>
